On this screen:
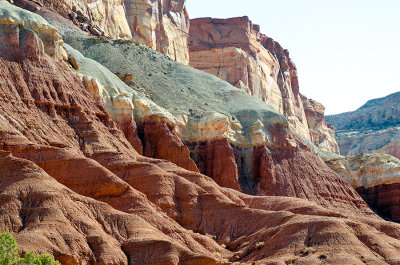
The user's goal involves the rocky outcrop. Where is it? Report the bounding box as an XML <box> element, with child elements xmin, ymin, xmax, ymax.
<box><xmin>139</xmin><ymin>118</ymin><xmax>199</xmax><ymax>172</ymax></box>
<box><xmin>186</xmin><ymin>139</ymin><xmax>241</xmax><ymax>191</ymax></box>
<box><xmin>13</xmin><ymin>0</ymin><xmax>132</xmax><ymax>38</ymax></box>
<box><xmin>326</xmin><ymin>92</ymin><xmax>400</xmax><ymax>159</ymax></box>
<box><xmin>301</xmin><ymin>95</ymin><xmax>339</xmax><ymax>153</ymax></box>
<box><xmin>326</xmin><ymin>153</ymin><xmax>400</xmax><ymax>222</ymax></box>
<box><xmin>65</xmin><ymin>37</ymin><xmax>370</xmax><ymax>214</ymax></box>
<box><xmin>13</xmin><ymin>0</ymin><xmax>189</xmax><ymax>64</ymax></box>
<box><xmin>124</xmin><ymin>0</ymin><xmax>189</xmax><ymax>64</ymax></box>
<box><xmin>3</xmin><ymin>3</ymin><xmax>400</xmax><ymax>264</ymax></box>
<box><xmin>189</xmin><ymin>17</ymin><xmax>283</xmax><ymax>113</ymax></box>
<box><xmin>325</xmin><ymin>92</ymin><xmax>400</xmax><ymax>222</ymax></box>
<box><xmin>188</xmin><ymin>17</ymin><xmax>339</xmax><ymax>154</ymax></box>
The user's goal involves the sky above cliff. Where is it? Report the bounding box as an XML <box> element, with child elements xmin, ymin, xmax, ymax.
<box><xmin>187</xmin><ymin>0</ymin><xmax>400</xmax><ymax>115</ymax></box>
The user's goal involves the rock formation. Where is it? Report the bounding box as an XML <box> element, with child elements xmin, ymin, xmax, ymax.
<box><xmin>124</xmin><ymin>0</ymin><xmax>189</xmax><ymax>64</ymax></box>
<box><xmin>188</xmin><ymin>17</ymin><xmax>339</xmax><ymax>154</ymax></box>
<box><xmin>301</xmin><ymin>95</ymin><xmax>339</xmax><ymax>154</ymax></box>
<box><xmin>13</xmin><ymin>0</ymin><xmax>189</xmax><ymax>63</ymax></box>
<box><xmin>326</xmin><ymin>153</ymin><xmax>400</xmax><ymax>222</ymax></box>
<box><xmin>325</xmin><ymin>92</ymin><xmax>400</xmax><ymax>223</ymax></box>
<box><xmin>66</xmin><ymin>37</ymin><xmax>361</xmax><ymax>207</ymax></box>
<box><xmin>326</xmin><ymin>91</ymin><xmax>400</xmax><ymax>159</ymax></box>
<box><xmin>2</xmin><ymin>2</ymin><xmax>400</xmax><ymax>264</ymax></box>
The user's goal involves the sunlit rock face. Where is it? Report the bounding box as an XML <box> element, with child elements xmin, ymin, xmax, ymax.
<box><xmin>326</xmin><ymin>92</ymin><xmax>400</xmax><ymax>159</ymax></box>
<box><xmin>14</xmin><ymin>0</ymin><xmax>132</xmax><ymax>38</ymax></box>
<box><xmin>326</xmin><ymin>153</ymin><xmax>400</xmax><ymax>222</ymax></box>
<box><xmin>325</xmin><ymin>92</ymin><xmax>400</xmax><ymax>222</ymax></box>
<box><xmin>13</xmin><ymin>0</ymin><xmax>190</xmax><ymax>63</ymax></box>
<box><xmin>124</xmin><ymin>0</ymin><xmax>189</xmax><ymax>64</ymax></box>
<box><xmin>188</xmin><ymin>17</ymin><xmax>339</xmax><ymax>153</ymax></box>
<box><xmin>3</xmin><ymin>3</ymin><xmax>400</xmax><ymax>264</ymax></box>
<box><xmin>64</xmin><ymin>37</ymin><xmax>370</xmax><ymax>211</ymax></box>
<box><xmin>301</xmin><ymin>95</ymin><xmax>339</xmax><ymax>154</ymax></box>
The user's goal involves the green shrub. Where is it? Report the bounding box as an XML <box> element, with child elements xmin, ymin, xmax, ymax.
<box><xmin>0</xmin><ymin>232</ymin><xmax>60</xmax><ymax>265</ymax></box>
<box><xmin>0</xmin><ymin>232</ymin><xmax>19</xmax><ymax>265</ymax></box>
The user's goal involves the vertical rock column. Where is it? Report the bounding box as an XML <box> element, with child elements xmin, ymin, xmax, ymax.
<box><xmin>124</xmin><ymin>0</ymin><xmax>189</xmax><ymax>64</ymax></box>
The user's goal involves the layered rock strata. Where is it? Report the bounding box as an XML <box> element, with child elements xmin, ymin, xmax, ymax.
<box><xmin>67</xmin><ymin>37</ymin><xmax>366</xmax><ymax>213</ymax></box>
<box><xmin>326</xmin><ymin>153</ymin><xmax>400</xmax><ymax>222</ymax></box>
<box><xmin>301</xmin><ymin>95</ymin><xmax>339</xmax><ymax>154</ymax></box>
<box><xmin>13</xmin><ymin>0</ymin><xmax>189</xmax><ymax>63</ymax></box>
<box><xmin>2</xmin><ymin>3</ymin><xmax>400</xmax><ymax>264</ymax></box>
<box><xmin>326</xmin><ymin>92</ymin><xmax>400</xmax><ymax>159</ymax></box>
<box><xmin>188</xmin><ymin>17</ymin><xmax>339</xmax><ymax>154</ymax></box>
<box><xmin>325</xmin><ymin>91</ymin><xmax>400</xmax><ymax>223</ymax></box>
<box><xmin>124</xmin><ymin>0</ymin><xmax>189</xmax><ymax>64</ymax></box>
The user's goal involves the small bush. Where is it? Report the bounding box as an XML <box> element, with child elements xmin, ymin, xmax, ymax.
<box><xmin>0</xmin><ymin>232</ymin><xmax>19</xmax><ymax>265</ymax></box>
<box><xmin>0</xmin><ymin>232</ymin><xmax>60</xmax><ymax>265</ymax></box>
<box><xmin>318</xmin><ymin>253</ymin><xmax>328</xmax><ymax>259</ymax></box>
<box><xmin>300</xmin><ymin>247</ymin><xmax>316</xmax><ymax>257</ymax></box>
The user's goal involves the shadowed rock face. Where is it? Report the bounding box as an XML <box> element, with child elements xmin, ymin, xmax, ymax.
<box><xmin>188</xmin><ymin>17</ymin><xmax>339</xmax><ymax>154</ymax></box>
<box><xmin>2</xmin><ymin>2</ymin><xmax>400</xmax><ymax>265</ymax></box>
<box><xmin>326</xmin><ymin>153</ymin><xmax>400</xmax><ymax>222</ymax></box>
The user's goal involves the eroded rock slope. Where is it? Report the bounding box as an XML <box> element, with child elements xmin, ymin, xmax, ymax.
<box><xmin>188</xmin><ymin>17</ymin><xmax>339</xmax><ymax>154</ymax></box>
<box><xmin>13</xmin><ymin>0</ymin><xmax>189</xmax><ymax>63</ymax></box>
<box><xmin>2</xmin><ymin>2</ymin><xmax>400</xmax><ymax>265</ymax></box>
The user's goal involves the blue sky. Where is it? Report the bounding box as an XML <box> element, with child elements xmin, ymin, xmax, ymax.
<box><xmin>186</xmin><ymin>0</ymin><xmax>400</xmax><ymax>114</ymax></box>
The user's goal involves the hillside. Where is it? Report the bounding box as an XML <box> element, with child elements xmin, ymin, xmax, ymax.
<box><xmin>1</xmin><ymin>1</ymin><xmax>400</xmax><ymax>264</ymax></box>
<box><xmin>326</xmin><ymin>92</ymin><xmax>400</xmax><ymax>158</ymax></box>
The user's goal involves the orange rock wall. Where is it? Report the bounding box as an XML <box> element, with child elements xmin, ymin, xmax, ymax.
<box><xmin>189</xmin><ymin>17</ymin><xmax>339</xmax><ymax>153</ymax></box>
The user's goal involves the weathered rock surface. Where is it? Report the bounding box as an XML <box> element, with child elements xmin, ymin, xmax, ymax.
<box><xmin>124</xmin><ymin>0</ymin><xmax>189</xmax><ymax>64</ymax></box>
<box><xmin>14</xmin><ymin>0</ymin><xmax>132</xmax><ymax>38</ymax></box>
<box><xmin>326</xmin><ymin>92</ymin><xmax>400</xmax><ymax>223</ymax></box>
<box><xmin>301</xmin><ymin>94</ymin><xmax>339</xmax><ymax>153</ymax></box>
<box><xmin>188</xmin><ymin>17</ymin><xmax>339</xmax><ymax>154</ymax></box>
<box><xmin>13</xmin><ymin>0</ymin><xmax>189</xmax><ymax>64</ymax></box>
<box><xmin>186</xmin><ymin>139</ymin><xmax>241</xmax><ymax>191</ymax></box>
<box><xmin>66</xmin><ymin>37</ymin><xmax>367</xmax><ymax>209</ymax></box>
<box><xmin>139</xmin><ymin>118</ymin><xmax>199</xmax><ymax>172</ymax></box>
<box><xmin>326</xmin><ymin>92</ymin><xmax>400</xmax><ymax>159</ymax></box>
<box><xmin>326</xmin><ymin>153</ymin><xmax>400</xmax><ymax>222</ymax></box>
<box><xmin>2</xmin><ymin>2</ymin><xmax>400</xmax><ymax>264</ymax></box>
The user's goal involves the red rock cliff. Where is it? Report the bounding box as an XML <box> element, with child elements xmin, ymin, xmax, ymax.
<box><xmin>189</xmin><ymin>17</ymin><xmax>339</xmax><ymax>154</ymax></box>
<box><xmin>2</xmin><ymin>3</ymin><xmax>400</xmax><ymax>264</ymax></box>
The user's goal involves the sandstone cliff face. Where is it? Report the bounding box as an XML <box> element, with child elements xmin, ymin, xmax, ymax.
<box><xmin>326</xmin><ymin>153</ymin><xmax>400</xmax><ymax>222</ymax></box>
<box><xmin>301</xmin><ymin>95</ymin><xmax>339</xmax><ymax>153</ymax></box>
<box><xmin>325</xmin><ymin>93</ymin><xmax>400</xmax><ymax>223</ymax></box>
<box><xmin>14</xmin><ymin>0</ymin><xmax>189</xmax><ymax>63</ymax></box>
<box><xmin>326</xmin><ymin>92</ymin><xmax>400</xmax><ymax>159</ymax></box>
<box><xmin>3</xmin><ymin>3</ymin><xmax>400</xmax><ymax>264</ymax></box>
<box><xmin>14</xmin><ymin>0</ymin><xmax>132</xmax><ymax>38</ymax></box>
<box><xmin>124</xmin><ymin>0</ymin><xmax>189</xmax><ymax>64</ymax></box>
<box><xmin>67</xmin><ymin>37</ymin><xmax>370</xmax><ymax>214</ymax></box>
<box><xmin>188</xmin><ymin>17</ymin><xmax>339</xmax><ymax>154</ymax></box>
